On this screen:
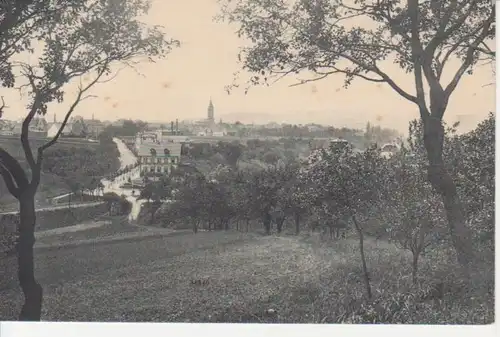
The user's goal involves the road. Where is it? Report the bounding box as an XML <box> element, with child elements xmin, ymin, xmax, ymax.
<box><xmin>99</xmin><ymin>138</ymin><xmax>145</xmax><ymax>221</ymax></box>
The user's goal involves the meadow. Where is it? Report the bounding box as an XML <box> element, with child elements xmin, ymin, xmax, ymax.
<box><xmin>0</xmin><ymin>135</ymin><xmax>119</xmax><ymax>211</ymax></box>
<box><xmin>0</xmin><ymin>229</ymin><xmax>492</xmax><ymax>323</ymax></box>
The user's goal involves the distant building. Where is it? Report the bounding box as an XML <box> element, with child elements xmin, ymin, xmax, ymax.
<box><xmin>46</xmin><ymin>116</ymin><xmax>87</xmax><ymax>138</ymax></box>
<box><xmin>381</xmin><ymin>143</ymin><xmax>400</xmax><ymax>159</ymax></box>
<box><xmin>0</xmin><ymin>130</ymin><xmax>13</xmax><ymax>136</ymax></box>
<box><xmin>47</xmin><ymin>123</ymin><xmax>72</xmax><ymax>138</ymax></box>
<box><xmin>137</xmin><ymin>142</ymin><xmax>182</xmax><ymax>176</ymax></box>
<box><xmin>306</xmin><ymin>124</ymin><xmax>323</xmax><ymax>132</ymax></box>
<box><xmin>0</xmin><ymin>117</ymin><xmax>49</xmax><ymax>137</ymax></box>
<box><xmin>207</xmin><ymin>98</ymin><xmax>214</xmax><ymax>122</ymax></box>
<box><xmin>192</xmin><ymin>98</ymin><xmax>229</xmax><ymax>136</ymax></box>
<box><xmin>84</xmin><ymin>115</ymin><xmax>105</xmax><ymax>137</ymax></box>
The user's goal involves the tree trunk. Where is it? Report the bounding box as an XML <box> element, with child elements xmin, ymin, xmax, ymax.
<box><xmin>276</xmin><ymin>217</ymin><xmax>284</xmax><ymax>234</ymax></box>
<box><xmin>17</xmin><ymin>193</ymin><xmax>43</xmax><ymax>321</ymax></box>
<box><xmin>411</xmin><ymin>251</ymin><xmax>420</xmax><ymax>285</ymax></box>
<box><xmin>294</xmin><ymin>213</ymin><xmax>300</xmax><ymax>235</ymax></box>
<box><xmin>149</xmin><ymin>210</ymin><xmax>155</xmax><ymax>225</ymax></box>
<box><xmin>352</xmin><ymin>215</ymin><xmax>372</xmax><ymax>299</ymax></box>
<box><xmin>423</xmin><ymin>116</ymin><xmax>473</xmax><ymax>266</ymax></box>
<box><xmin>263</xmin><ymin>213</ymin><xmax>271</xmax><ymax>235</ymax></box>
<box><xmin>246</xmin><ymin>218</ymin><xmax>249</xmax><ymax>232</ymax></box>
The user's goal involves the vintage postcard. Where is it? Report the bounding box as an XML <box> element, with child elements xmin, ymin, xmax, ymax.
<box><xmin>0</xmin><ymin>0</ymin><xmax>496</xmax><ymax>336</ymax></box>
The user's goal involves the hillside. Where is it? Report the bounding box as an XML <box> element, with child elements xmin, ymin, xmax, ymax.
<box><xmin>0</xmin><ymin>136</ymin><xmax>119</xmax><ymax>212</ymax></box>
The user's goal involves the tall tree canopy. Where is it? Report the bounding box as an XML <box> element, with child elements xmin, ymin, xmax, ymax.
<box><xmin>218</xmin><ymin>0</ymin><xmax>495</xmax><ymax>267</ymax></box>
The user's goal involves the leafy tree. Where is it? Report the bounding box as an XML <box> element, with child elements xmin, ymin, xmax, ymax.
<box><xmin>103</xmin><ymin>192</ymin><xmax>131</xmax><ymax>216</ymax></box>
<box><xmin>215</xmin><ymin>141</ymin><xmax>243</xmax><ymax>168</ymax></box>
<box><xmin>0</xmin><ymin>0</ymin><xmax>177</xmax><ymax>321</ymax></box>
<box><xmin>231</xmin><ymin>171</ymin><xmax>254</xmax><ymax>231</ymax></box>
<box><xmin>169</xmin><ymin>173</ymin><xmax>210</xmax><ymax>232</ymax></box>
<box><xmin>262</xmin><ymin>151</ymin><xmax>280</xmax><ymax>166</ymax></box>
<box><xmin>273</xmin><ymin>163</ymin><xmax>310</xmax><ymax>234</ymax></box>
<box><xmin>138</xmin><ymin>177</ymin><xmax>172</xmax><ymax>224</ymax></box>
<box><xmin>246</xmin><ymin>165</ymin><xmax>294</xmax><ymax>234</ymax></box>
<box><xmin>305</xmin><ymin>143</ymin><xmax>387</xmax><ymax>298</ymax></box>
<box><xmin>383</xmin><ymin>146</ymin><xmax>446</xmax><ymax>284</ymax></box>
<box><xmin>447</xmin><ymin>113</ymin><xmax>495</xmax><ymax>248</ymax></box>
<box><xmin>218</xmin><ymin>0</ymin><xmax>495</xmax><ymax>267</ymax></box>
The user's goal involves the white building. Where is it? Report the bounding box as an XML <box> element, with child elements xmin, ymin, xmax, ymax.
<box><xmin>47</xmin><ymin>123</ymin><xmax>72</xmax><ymax>138</ymax></box>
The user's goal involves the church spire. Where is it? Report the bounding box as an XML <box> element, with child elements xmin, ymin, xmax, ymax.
<box><xmin>207</xmin><ymin>97</ymin><xmax>214</xmax><ymax>121</ymax></box>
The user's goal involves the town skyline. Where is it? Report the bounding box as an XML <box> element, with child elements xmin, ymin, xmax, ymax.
<box><xmin>0</xmin><ymin>0</ymin><xmax>495</xmax><ymax>133</ymax></box>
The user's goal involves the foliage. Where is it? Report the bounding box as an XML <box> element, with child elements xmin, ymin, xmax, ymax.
<box><xmin>103</xmin><ymin>192</ymin><xmax>131</xmax><ymax>216</ymax></box>
<box><xmin>42</xmin><ymin>138</ymin><xmax>120</xmax><ymax>184</ymax></box>
<box><xmin>383</xmin><ymin>145</ymin><xmax>446</xmax><ymax>283</ymax></box>
<box><xmin>219</xmin><ymin>0</ymin><xmax>494</xmax><ymax>96</ymax></box>
<box><xmin>101</xmin><ymin>120</ymin><xmax>148</xmax><ymax>139</ymax></box>
<box><xmin>218</xmin><ymin>0</ymin><xmax>495</xmax><ymax>266</ymax></box>
<box><xmin>262</xmin><ymin>151</ymin><xmax>281</xmax><ymax>166</ymax></box>
<box><xmin>447</xmin><ymin>113</ymin><xmax>495</xmax><ymax>247</ymax></box>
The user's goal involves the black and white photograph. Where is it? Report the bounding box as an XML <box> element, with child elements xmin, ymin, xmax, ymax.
<box><xmin>0</xmin><ymin>0</ymin><xmax>496</xmax><ymax>333</ymax></box>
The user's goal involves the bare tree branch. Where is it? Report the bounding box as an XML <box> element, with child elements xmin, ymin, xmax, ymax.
<box><xmin>424</xmin><ymin>0</ymin><xmax>479</xmax><ymax>56</ymax></box>
<box><xmin>36</xmin><ymin>66</ymin><xmax>108</xmax><ymax>157</ymax></box>
<box><xmin>0</xmin><ymin>96</ymin><xmax>7</xmax><ymax>118</ymax></box>
<box><xmin>444</xmin><ymin>9</ymin><xmax>495</xmax><ymax>101</ymax></box>
<box><xmin>407</xmin><ymin>0</ymin><xmax>429</xmax><ymax>116</ymax></box>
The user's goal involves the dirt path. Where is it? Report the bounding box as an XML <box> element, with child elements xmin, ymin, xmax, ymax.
<box><xmin>35</xmin><ymin>221</ymin><xmax>110</xmax><ymax>238</ymax></box>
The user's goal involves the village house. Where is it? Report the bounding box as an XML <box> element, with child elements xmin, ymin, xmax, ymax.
<box><xmin>46</xmin><ymin>115</ymin><xmax>89</xmax><ymax>138</ymax></box>
<box><xmin>83</xmin><ymin>116</ymin><xmax>105</xmax><ymax>138</ymax></box>
<box><xmin>0</xmin><ymin>117</ymin><xmax>48</xmax><ymax>137</ymax></box>
<box><xmin>137</xmin><ymin>142</ymin><xmax>182</xmax><ymax>177</ymax></box>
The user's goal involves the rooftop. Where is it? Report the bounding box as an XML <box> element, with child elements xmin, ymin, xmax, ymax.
<box><xmin>137</xmin><ymin>142</ymin><xmax>182</xmax><ymax>157</ymax></box>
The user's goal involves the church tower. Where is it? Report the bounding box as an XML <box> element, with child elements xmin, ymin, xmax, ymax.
<box><xmin>207</xmin><ymin>98</ymin><xmax>214</xmax><ymax>122</ymax></box>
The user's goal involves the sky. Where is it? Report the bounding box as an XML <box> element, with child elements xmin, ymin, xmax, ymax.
<box><xmin>1</xmin><ymin>0</ymin><xmax>496</xmax><ymax>133</ymax></box>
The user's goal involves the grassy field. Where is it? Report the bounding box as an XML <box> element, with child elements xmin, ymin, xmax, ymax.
<box><xmin>0</xmin><ymin>135</ymin><xmax>100</xmax><ymax>162</ymax></box>
<box><xmin>35</xmin><ymin>217</ymin><xmax>152</xmax><ymax>246</ymax></box>
<box><xmin>0</xmin><ymin>136</ymin><xmax>105</xmax><ymax>211</ymax></box>
<box><xmin>0</xmin><ymin>230</ymin><xmax>493</xmax><ymax>323</ymax></box>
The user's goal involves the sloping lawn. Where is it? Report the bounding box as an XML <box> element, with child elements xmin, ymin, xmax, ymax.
<box><xmin>1</xmin><ymin>232</ymin><xmax>493</xmax><ymax>324</ymax></box>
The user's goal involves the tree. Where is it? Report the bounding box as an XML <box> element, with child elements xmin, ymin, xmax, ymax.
<box><xmin>218</xmin><ymin>0</ymin><xmax>495</xmax><ymax>267</ymax></box>
<box><xmin>138</xmin><ymin>177</ymin><xmax>172</xmax><ymax>224</ymax></box>
<box><xmin>0</xmin><ymin>0</ymin><xmax>178</xmax><ymax>321</ymax></box>
<box><xmin>304</xmin><ymin>143</ymin><xmax>387</xmax><ymax>298</ymax></box>
<box><xmin>103</xmin><ymin>192</ymin><xmax>130</xmax><ymax>216</ymax></box>
<box><xmin>215</xmin><ymin>141</ymin><xmax>243</xmax><ymax>168</ymax></box>
<box><xmin>169</xmin><ymin>173</ymin><xmax>211</xmax><ymax>232</ymax></box>
<box><xmin>274</xmin><ymin>163</ymin><xmax>311</xmax><ymax>235</ymax></box>
<box><xmin>262</xmin><ymin>151</ymin><xmax>280</xmax><ymax>167</ymax></box>
<box><xmin>446</xmin><ymin>113</ymin><xmax>495</xmax><ymax>248</ymax></box>
<box><xmin>384</xmin><ymin>146</ymin><xmax>445</xmax><ymax>284</ymax></box>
